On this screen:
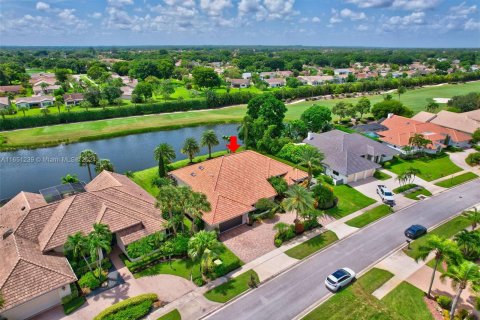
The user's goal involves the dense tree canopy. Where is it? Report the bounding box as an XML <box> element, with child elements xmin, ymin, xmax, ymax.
<box><xmin>371</xmin><ymin>99</ymin><xmax>413</xmax><ymax>119</ymax></box>
<box><xmin>300</xmin><ymin>105</ymin><xmax>332</xmax><ymax>132</ymax></box>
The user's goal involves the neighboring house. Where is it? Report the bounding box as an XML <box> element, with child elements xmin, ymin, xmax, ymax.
<box><xmin>259</xmin><ymin>71</ymin><xmax>277</xmax><ymax>80</ymax></box>
<box><xmin>121</xmin><ymin>86</ymin><xmax>134</xmax><ymax>100</ymax></box>
<box><xmin>412</xmin><ymin>110</ymin><xmax>480</xmax><ymax>135</ymax></box>
<box><xmin>352</xmin><ymin>121</ymin><xmax>388</xmax><ymax>135</ymax></box>
<box><xmin>242</xmin><ymin>72</ymin><xmax>252</xmax><ymax>79</ymax></box>
<box><xmin>303</xmin><ymin>130</ymin><xmax>399</xmax><ymax>185</ymax></box>
<box><xmin>30</xmin><ymin>74</ymin><xmax>57</xmax><ymax>87</ymax></box>
<box><xmin>226</xmin><ymin>78</ymin><xmax>250</xmax><ymax>88</ymax></box>
<box><xmin>33</xmin><ymin>84</ymin><xmax>61</xmax><ymax>95</ymax></box>
<box><xmin>264</xmin><ymin>78</ymin><xmax>286</xmax><ymax>88</ymax></box>
<box><xmin>15</xmin><ymin>96</ymin><xmax>54</xmax><ymax>108</ymax></box>
<box><xmin>170</xmin><ymin>151</ymin><xmax>307</xmax><ymax>232</ymax></box>
<box><xmin>297</xmin><ymin>75</ymin><xmax>334</xmax><ymax>86</ymax></box>
<box><xmin>0</xmin><ymin>85</ymin><xmax>24</xmax><ymax>95</ymax></box>
<box><xmin>0</xmin><ymin>171</ymin><xmax>166</xmax><ymax>320</ymax></box>
<box><xmin>0</xmin><ymin>96</ymin><xmax>10</xmax><ymax>110</ymax></box>
<box><xmin>378</xmin><ymin>114</ymin><xmax>472</xmax><ymax>154</ymax></box>
<box><xmin>63</xmin><ymin>93</ymin><xmax>84</xmax><ymax>105</ymax></box>
<box><xmin>333</xmin><ymin>68</ymin><xmax>354</xmax><ymax>75</ymax></box>
<box><xmin>276</xmin><ymin>70</ymin><xmax>293</xmax><ymax>78</ymax></box>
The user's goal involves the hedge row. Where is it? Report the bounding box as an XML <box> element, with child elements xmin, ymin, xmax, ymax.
<box><xmin>93</xmin><ymin>293</ymin><xmax>158</xmax><ymax>320</ymax></box>
<box><xmin>0</xmin><ymin>99</ymin><xmax>207</xmax><ymax>130</ymax></box>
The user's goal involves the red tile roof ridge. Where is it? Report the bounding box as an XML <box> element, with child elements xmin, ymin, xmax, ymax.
<box><xmin>212</xmin><ymin>156</ymin><xmax>225</xmax><ymax>192</ymax></box>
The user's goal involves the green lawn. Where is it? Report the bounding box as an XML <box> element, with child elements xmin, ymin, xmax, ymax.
<box><xmin>434</xmin><ymin>172</ymin><xmax>479</xmax><ymax>188</ymax></box>
<box><xmin>345</xmin><ymin>205</ymin><xmax>392</xmax><ymax>228</ymax></box>
<box><xmin>134</xmin><ymin>244</ymin><xmax>242</xmax><ymax>280</ymax></box>
<box><xmin>404</xmin><ymin>188</ymin><xmax>432</xmax><ymax>200</ymax></box>
<box><xmin>382</xmin><ymin>282</ymin><xmax>433</xmax><ymax>320</ymax></box>
<box><xmin>2</xmin><ymin>81</ymin><xmax>478</xmax><ymax>150</ymax></box>
<box><xmin>374</xmin><ymin>170</ymin><xmax>392</xmax><ymax>181</ymax></box>
<box><xmin>303</xmin><ymin>268</ymin><xmax>398</xmax><ymax>320</ymax></box>
<box><xmin>386</xmin><ymin>155</ymin><xmax>462</xmax><ymax>182</ymax></box>
<box><xmin>63</xmin><ymin>296</ymin><xmax>86</xmax><ymax>315</ymax></box>
<box><xmin>326</xmin><ymin>185</ymin><xmax>376</xmax><ymax>219</ymax></box>
<box><xmin>157</xmin><ymin>309</ymin><xmax>181</xmax><ymax>320</ymax></box>
<box><xmin>404</xmin><ymin>215</ymin><xmax>471</xmax><ymax>260</ymax></box>
<box><xmin>285</xmin><ymin>231</ymin><xmax>338</xmax><ymax>260</ymax></box>
<box><xmin>204</xmin><ymin>270</ymin><xmax>259</xmax><ymax>303</ymax></box>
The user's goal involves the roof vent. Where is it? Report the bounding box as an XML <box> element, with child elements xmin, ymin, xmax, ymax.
<box><xmin>190</xmin><ymin>172</ymin><xmax>196</xmax><ymax>177</ymax></box>
<box><xmin>2</xmin><ymin>228</ymin><xmax>13</xmax><ymax>240</ymax></box>
<box><xmin>199</xmin><ymin>166</ymin><xmax>204</xmax><ymax>170</ymax></box>
<box><xmin>21</xmin><ymin>206</ymin><xmax>26</xmax><ymax>211</ymax></box>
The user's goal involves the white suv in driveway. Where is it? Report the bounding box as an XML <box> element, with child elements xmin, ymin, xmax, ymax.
<box><xmin>325</xmin><ymin>268</ymin><xmax>356</xmax><ymax>292</ymax></box>
<box><xmin>377</xmin><ymin>185</ymin><xmax>395</xmax><ymax>205</ymax></box>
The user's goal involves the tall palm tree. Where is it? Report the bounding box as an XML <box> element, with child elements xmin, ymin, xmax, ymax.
<box><xmin>298</xmin><ymin>147</ymin><xmax>324</xmax><ymax>186</ymax></box>
<box><xmin>416</xmin><ymin>235</ymin><xmax>462</xmax><ymax>298</ymax></box>
<box><xmin>462</xmin><ymin>207</ymin><xmax>479</xmax><ymax>230</ymax></box>
<box><xmin>154</xmin><ymin>143</ymin><xmax>176</xmax><ymax>178</ymax></box>
<box><xmin>95</xmin><ymin>159</ymin><xmax>114</xmax><ymax>174</ymax></box>
<box><xmin>440</xmin><ymin>261</ymin><xmax>480</xmax><ymax>320</ymax></box>
<box><xmin>187</xmin><ymin>230</ymin><xmax>221</xmax><ymax>277</ymax></box>
<box><xmin>182</xmin><ymin>138</ymin><xmax>200</xmax><ymax>163</ymax></box>
<box><xmin>64</xmin><ymin>232</ymin><xmax>92</xmax><ymax>273</ymax></box>
<box><xmin>181</xmin><ymin>187</ymin><xmax>211</xmax><ymax>233</ymax></box>
<box><xmin>156</xmin><ymin>186</ymin><xmax>180</xmax><ymax>235</ymax></box>
<box><xmin>201</xmin><ymin>130</ymin><xmax>219</xmax><ymax>159</ymax></box>
<box><xmin>282</xmin><ymin>185</ymin><xmax>315</xmax><ymax>222</ymax></box>
<box><xmin>88</xmin><ymin>223</ymin><xmax>112</xmax><ymax>278</ymax></box>
<box><xmin>454</xmin><ymin>230</ymin><xmax>480</xmax><ymax>260</ymax></box>
<box><xmin>79</xmin><ymin>149</ymin><xmax>98</xmax><ymax>181</ymax></box>
<box><xmin>397</xmin><ymin>86</ymin><xmax>406</xmax><ymax>101</ymax></box>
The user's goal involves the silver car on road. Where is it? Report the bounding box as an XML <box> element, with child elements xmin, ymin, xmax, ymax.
<box><xmin>325</xmin><ymin>268</ymin><xmax>356</xmax><ymax>292</ymax></box>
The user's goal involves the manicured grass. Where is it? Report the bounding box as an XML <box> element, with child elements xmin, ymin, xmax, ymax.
<box><xmin>386</xmin><ymin>155</ymin><xmax>462</xmax><ymax>182</ymax></box>
<box><xmin>434</xmin><ymin>172</ymin><xmax>479</xmax><ymax>188</ymax></box>
<box><xmin>157</xmin><ymin>309</ymin><xmax>181</xmax><ymax>320</ymax></box>
<box><xmin>132</xmin><ymin>149</ymin><xmax>232</xmax><ymax>196</ymax></box>
<box><xmin>393</xmin><ymin>183</ymin><xmax>417</xmax><ymax>193</ymax></box>
<box><xmin>63</xmin><ymin>296</ymin><xmax>86</xmax><ymax>315</ymax></box>
<box><xmin>285</xmin><ymin>231</ymin><xmax>338</xmax><ymax>260</ymax></box>
<box><xmin>303</xmin><ymin>268</ymin><xmax>397</xmax><ymax>320</ymax></box>
<box><xmin>382</xmin><ymin>282</ymin><xmax>433</xmax><ymax>320</ymax></box>
<box><xmin>2</xmin><ymin>81</ymin><xmax>478</xmax><ymax>150</ymax></box>
<box><xmin>404</xmin><ymin>215</ymin><xmax>471</xmax><ymax>260</ymax></box>
<box><xmin>326</xmin><ymin>185</ymin><xmax>376</xmax><ymax>219</ymax></box>
<box><xmin>374</xmin><ymin>170</ymin><xmax>392</xmax><ymax>181</ymax></box>
<box><xmin>404</xmin><ymin>188</ymin><xmax>432</xmax><ymax>200</ymax></box>
<box><xmin>134</xmin><ymin>244</ymin><xmax>243</xmax><ymax>280</ymax></box>
<box><xmin>345</xmin><ymin>204</ymin><xmax>392</xmax><ymax>228</ymax></box>
<box><xmin>204</xmin><ymin>270</ymin><xmax>259</xmax><ymax>303</ymax></box>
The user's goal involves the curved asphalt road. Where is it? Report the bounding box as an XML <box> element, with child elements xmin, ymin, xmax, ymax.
<box><xmin>205</xmin><ymin>179</ymin><xmax>480</xmax><ymax>320</ymax></box>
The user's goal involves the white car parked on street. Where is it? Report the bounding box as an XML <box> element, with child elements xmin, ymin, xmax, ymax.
<box><xmin>325</xmin><ymin>268</ymin><xmax>356</xmax><ymax>292</ymax></box>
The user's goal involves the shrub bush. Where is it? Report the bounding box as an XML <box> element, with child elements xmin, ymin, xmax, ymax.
<box><xmin>304</xmin><ymin>219</ymin><xmax>321</xmax><ymax>231</ymax></box>
<box><xmin>437</xmin><ymin>295</ymin><xmax>452</xmax><ymax>309</ymax></box>
<box><xmin>103</xmin><ymin>300</ymin><xmax>152</xmax><ymax>320</ymax></box>
<box><xmin>78</xmin><ymin>270</ymin><xmax>106</xmax><ymax>290</ymax></box>
<box><xmin>274</xmin><ymin>238</ymin><xmax>283</xmax><ymax>247</ymax></box>
<box><xmin>311</xmin><ymin>184</ymin><xmax>335</xmax><ymax>209</ymax></box>
<box><xmin>255</xmin><ymin>198</ymin><xmax>276</xmax><ymax>211</ymax></box>
<box><xmin>70</xmin><ymin>257</ymin><xmax>111</xmax><ymax>277</ymax></box>
<box><xmin>466</xmin><ymin>152</ymin><xmax>480</xmax><ymax>166</ymax></box>
<box><xmin>210</xmin><ymin>246</ymin><xmax>243</xmax><ymax>279</ymax></box>
<box><xmin>276</xmin><ymin>143</ymin><xmax>318</xmax><ymax>164</ymax></box>
<box><xmin>193</xmin><ymin>277</ymin><xmax>206</xmax><ymax>287</ymax></box>
<box><xmin>268</xmin><ymin>176</ymin><xmax>289</xmax><ymax>196</ymax></box>
<box><xmin>93</xmin><ymin>293</ymin><xmax>158</xmax><ymax>320</ymax></box>
<box><xmin>61</xmin><ymin>283</ymin><xmax>80</xmax><ymax>305</ymax></box>
<box><xmin>383</xmin><ymin>161</ymin><xmax>391</xmax><ymax>168</ymax></box>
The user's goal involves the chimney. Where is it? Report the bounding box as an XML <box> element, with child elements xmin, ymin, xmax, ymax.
<box><xmin>387</xmin><ymin>113</ymin><xmax>394</xmax><ymax>119</ymax></box>
<box><xmin>307</xmin><ymin>132</ymin><xmax>313</xmax><ymax>140</ymax></box>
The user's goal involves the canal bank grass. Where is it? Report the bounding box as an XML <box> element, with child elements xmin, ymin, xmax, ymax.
<box><xmin>2</xmin><ymin>82</ymin><xmax>479</xmax><ymax>150</ymax></box>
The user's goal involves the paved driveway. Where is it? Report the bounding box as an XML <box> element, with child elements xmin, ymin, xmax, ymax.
<box><xmin>205</xmin><ymin>179</ymin><xmax>480</xmax><ymax>320</ymax></box>
<box><xmin>448</xmin><ymin>149</ymin><xmax>480</xmax><ymax>173</ymax></box>
<box><xmin>220</xmin><ymin>211</ymin><xmax>296</xmax><ymax>263</ymax></box>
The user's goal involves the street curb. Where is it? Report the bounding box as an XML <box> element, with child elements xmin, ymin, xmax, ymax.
<box><xmin>200</xmin><ymin>179</ymin><xmax>479</xmax><ymax>320</ymax></box>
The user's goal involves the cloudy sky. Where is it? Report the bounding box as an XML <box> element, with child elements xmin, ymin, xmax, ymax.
<box><xmin>1</xmin><ymin>0</ymin><xmax>479</xmax><ymax>47</ymax></box>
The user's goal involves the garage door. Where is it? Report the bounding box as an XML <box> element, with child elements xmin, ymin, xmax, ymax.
<box><xmin>219</xmin><ymin>216</ymin><xmax>243</xmax><ymax>232</ymax></box>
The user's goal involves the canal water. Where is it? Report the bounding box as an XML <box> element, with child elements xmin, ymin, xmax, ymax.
<box><xmin>0</xmin><ymin>123</ymin><xmax>239</xmax><ymax>200</ymax></box>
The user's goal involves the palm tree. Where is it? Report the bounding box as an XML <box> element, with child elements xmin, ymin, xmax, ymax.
<box><xmin>416</xmin><ymin>235</ymin><xmax>462</xmax><ymax>298</ymax></box>
<box><xmin>298</xmin><ymin>147</ymin><xmax>324</xmax><ymax>186</ymax></box>
<box><xmin>440</xmin><ymin>261</ymin><xmax>480</xmax><ymax>320</ymax></box>
<box><xmin>397</xmin><ymin>86</ymin><xmax>406</xmax><ymax>101</ymax></box>
<box><xmin>17</xmin><ymin>104</ymin><xmax>30</xmax><ymax>116</ymax></box>
<box><xmin>462</xmin><ymin>207</ymin><xmax>479</xmax><ymax>230</ymax></box>
<box><xmin>40</xmin><ymin>82</ymin><xmax>49</xmax><ymax>94</ymax></box>
<box><xmin>95</xmin><ymin>159</ymin><xmax>114</xmax><ymax>174</ymax></box>
<box><xmin>88</xmin><ymin>224</ymin><xmax>112</xmax><ymax>279</ymax></box>
<box><xmin>182</xmin><ymin>188</ymin><xmax>211</xmax><ymax>233</ymax></box>
<box><xmin>187</xmin><ymin>230</ymin><xmax>221</xmax><ymax>277</ymax></box>
<box><xmin>64</xmin><ymin>232</ymin><xmax>93</xmax><ymax>273</ymax></box>
<box><xmin>201</xmin><ymin>130</ymin><xmax>219</xmax><ymax>159</ymax></box>
<box><xmin>61</xmin><ymin>173</ymin><xmax>79</xmax><ymax>184</ymax></box>
<box><xmin>156</xmin><ymin>186</ymin><xmax>180</xmax><ymax>235</ymax></box>
<box><xmin>79</xmin><ymin>149</ymin><xmax>98</xmax><ymax>181</ymax></box>
<box><xmin>273</xmin><ymin>222</ymin><xmax>289</xmax><ymax>237</ymax></box>
<box><xmin>154</xmin><ymin>143</ymin><xmax>176</xmax><ymax>178</ymax></box>
<box><xmin>182</xmin><ymin>138</ymin><xmax>200</xmax><ymax>163</ymax></box>
<box><xmin>282</xmin><ymin>185</ymin><xmax>315</xmax><ymax>224</ymax></box>
<box><xmin>454</xmin><ymin>230</ymin><xmax>480</xmax><ymax>260</ymax></box>
<box><xmin>54</xmin><ymin>100</ymin><xmax>63</xmax><ymax>114</ymax></box>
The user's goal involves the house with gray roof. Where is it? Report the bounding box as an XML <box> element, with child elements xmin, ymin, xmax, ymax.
<box><xmin>303</xmin><ymin>130</ymin><xmax>399</xmax><ymax>184</ymax></box>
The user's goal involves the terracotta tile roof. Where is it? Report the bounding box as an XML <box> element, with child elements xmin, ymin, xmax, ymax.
<box><xmin>0</xmin><ymin>234</ymin><xmax>76</xmax><ymax>311</ymax></box>
<box><xmin>378</xmin><ymin>115</ymin><xmax>472</xmax><ymax>150</ymax></box>
<box><xmin>0</xmin><ymin>85</ymin><xmax>23</xmax><ymax>93</ymax></box>
<box><xmin>170</xmin><ymin>151</ymin><xmax>307</xmax><ymax>225</ymax></box>
<box><xmin>0</xmin><ymin>171</ymin><xmax>165</xmax><ymax>311</ymax></box>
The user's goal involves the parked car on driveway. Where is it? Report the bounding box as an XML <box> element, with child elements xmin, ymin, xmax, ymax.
<box><xmin>377</xmin><ymin>185</ymin><xmax>395</xmax><ymax>205</ymax></box>
<box><xmin>404</xmin><ymin>224</ymin><xmax>427</xmax><ymax>239</ymax></box>
<box><xmin>325</xmin><ymin>268</ymin><xmax>356</xmax><ymax>292</ymax></box>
